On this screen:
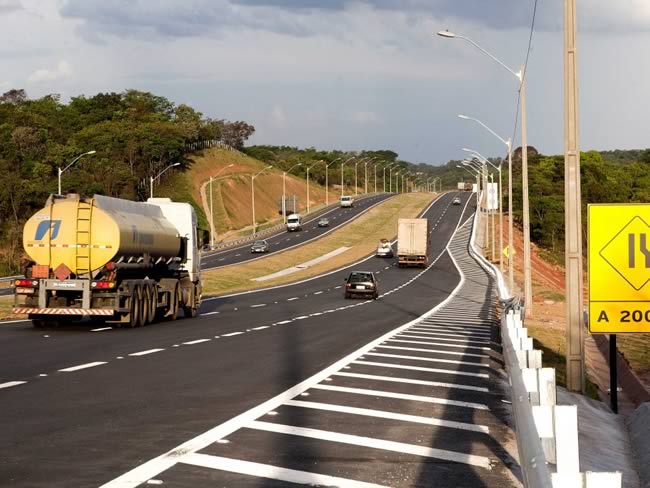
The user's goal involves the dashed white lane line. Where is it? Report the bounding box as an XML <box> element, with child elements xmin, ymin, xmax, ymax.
<box><xmin>129</xmin><ymin>348</ymin><xmax>165</xmax><ymax>357</ymax></box>
<box><xmin>0</xmin><ymin>381</ymin><xmax>27</xmax><ymax>390</ymax></box>
<box><xmin>235</xmin><ymin>254</ymin><xmax>241</xmax><ymax>257</ymax></box>
<box><xmin>250</xmin><ymin>304</ymin><xmax>266</xmax><ymax>308</ymax></box>
<box><xmin>287</xmin><ymin>297</ymin><xmax>299</xmax><ymax>301</ymax></box>
<box><xmin>222</xmin><ymin>332</ymin><xmax>244</xmax><ymax>337</ymax></box>
<box><xmin>285</xmin><ymin>399</ymin><xmax>488</xmax><ymax>433</ymax></box>
<box><xmin>251</xmin><ymin>326</ymin><xmax>270</xmax><ymax>331</ymax></box>
<box><xmin>183</xmin><ymin>339</ymin><xmax>211</xmax><ymax>345</ymax></box>
<box><xmin>334</xmin><ymin>286</ymin><xmax>342</xmax><ymax>289</ymax></box>
<box><xmin>276</xmin><ymin>320</ymin><xmax>292</xmax><ymax>325</ymax></box>
<box><xmin>313</xmin><ymin>291</ymin><xmax>323</xmax><ymax>295</ymax></box>
<box><xmin>311</xmin><ymin>384</ymin><xmax>489</xmax><ymax>410</ymax></box>
<box><xmin>59</xmin><ymin>361</ymin><xmax>107</xmax><ymax>372</ymax></box>
<box><xmin>181</xmin><ymin>453</ymin><xmax>387</xmax><ymax>488</ymax></box>
<box><xmin>203</xmin><ymin>311</ymin><xmax>220</xmax><ymax>316</ymax></box>
<box><xmin>248</xmin><ymin>421</ymin><xmax>491</xmax><ymax>469</ymax></box>
<box><xmin>294</xmin><ymin>316</ymin><xmax>309</xmax><ymax>320</ymax></box>
<box><xmin>91</xmin><ymin>327</ymin><xmax>112</xmax><ymax>332</ymax></box>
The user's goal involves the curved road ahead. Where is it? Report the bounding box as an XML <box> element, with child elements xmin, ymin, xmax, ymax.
<box><xmin>0</xmin><ymin>192</ymin><xmax>515</xmax><ymax>487</ymax></box>
<box><xmin>200</xmin><ymin>192</ymin><xmax>393</xmax><ymax>270</ymax></box>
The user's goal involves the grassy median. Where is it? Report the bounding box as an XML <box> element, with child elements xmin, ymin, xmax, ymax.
<box><xmin>201</xmin><ymin>192</ymin><xmax>434</xmax><ymax>296</ymax></box>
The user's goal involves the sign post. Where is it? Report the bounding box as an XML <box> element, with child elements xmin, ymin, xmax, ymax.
<box><xmin>588</xmin><ymin>204</ymin><xmax>650</xmax><ymax>412</ymax></box>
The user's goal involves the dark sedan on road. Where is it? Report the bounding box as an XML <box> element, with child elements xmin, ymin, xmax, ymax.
<box><xmin>344</xmin><ymin>271</ymin><xmax>378</xmax><ymax>300</ymax></box>
<box><xmin>318</xmin><ymin>217</ymin><xmax>330</xmax><ymax>227</ymax></box>
<box><xmin>250</xmin><ymin>239</ymin><xmax>270</xmax><ymax>253</ymax></box>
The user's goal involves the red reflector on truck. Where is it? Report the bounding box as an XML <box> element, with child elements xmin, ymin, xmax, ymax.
<box><xmin>14</xmin><ymin>279</ymin><xmax>38</xmax><ymax>287</ymax></box>
<box><xmin>91</xmin><ymin>281</ymin><xmax>115</xmax><ymax>289</ymax></box>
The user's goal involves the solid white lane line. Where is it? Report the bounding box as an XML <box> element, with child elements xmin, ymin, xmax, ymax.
<box><xmin>181</xmin><ymin>453</ymin><xmax>387</xmax><ymax>488</ymax></box>
<box><xmin>222</xmin><ymin>332</ymin><xmax>244</xmax><ymax>337</ymax></box>
<box><xmin>376</xmin><ymin>345</ymin><xmax>488</xmax><ymax>358</ymax></box>
<box><xmin>129</xmin><ymin>349</ymin><xmax>165</xmax><ymax>357</ymax></box>
<box><xmin>59</xmin><ymin>361</ymin><xmax>107</xmax><ymax>372</ymax></box>
<box><xmin>248</xmin><ymin>421</ymin><xmax>491</xmax><ymax>469</ymax></box>
<box><xmin>311</xmin><ymin>384</ymin><xmax>488</xmax><ymax>410</ymax></box>
<box><xmin>90</xmin><ymin>327</ymin><xmax>112</xmax><ymax>332</ymax></box>
<box><xmin>287</xmin><ymin>297</ymin><xmax>299</xmax><ymax>301</ymax></box>
<box><xmin>251</xmin><ymin>304</ymin><xmax>266</xmax><ymax>308</ymax></box>
<box><xmin>388</xmin><ymin>339</ymin><xmax>490</xmax><ymax>351</ymax></box>
<box><xmin>285</xmin><ymin>400</ymin><xmax>488</xmax><ymax>433</ymax></box>
<box><xmin>0</xmin><ymin>319</ymin><xmax>31</xmax><ymax>324</ymax></box>
<box><xmin>252</xmin><ymin>326</ymin><xmax>270</xmax><ymax>331</ymax></box>
<box><xmin>334</xmin><ymin>372</ymin><xmax>489</xmax><ymax>393</ymax></box>
<box><xmin>353</xmin><ymin>360</ymin><xmax>489</xmax><ymax>379</ymax></box>
<box><xmin>366</xmin><ymin>352</ymin><xmax>488</xmax><ymax>368</ymax></box>
<box><xmin>276</xmin><ymin>320</ymin><xmax>292</xmax><ymax>325</ymax></box>
<box><xmin>0</xmin><ymin>381</ymin><xmax>27</xmax><ymax>389</ymax></box>
<box><xmin>183</xmin><ymin>339</ymin><xmax>211</xmax><ymax>345</ymax></box>
<box><xmin>202</xmin><ymin>311</ymin><xmax>220</xmax><ymax>316</ymax></box>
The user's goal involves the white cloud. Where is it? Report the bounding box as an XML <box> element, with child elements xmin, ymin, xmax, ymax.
<box><xmin>27</xmin><ymin>60</ymin><xmax>72</xmax><ymax>83</ymax></box>
<box><xmin>0</xmin><ymin>0</ymin><xmax>21</xmax><ymax>13</ymax></box>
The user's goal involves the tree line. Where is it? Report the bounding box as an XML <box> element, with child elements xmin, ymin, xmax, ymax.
<box><xmin>0</xmin><ymin>88</ymin><xmax>255</xmax><ymax>274</ymax></box>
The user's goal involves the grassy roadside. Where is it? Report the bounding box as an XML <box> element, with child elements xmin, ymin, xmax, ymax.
<box><xmin>201</xmin><ymin>193</ymin><xmax>434</xmax><ymax>296</ymax></box>
<box><xmin>0</xmin><ymin>296</ymin><xmax>16</xmax><ymax>321</ymax></box>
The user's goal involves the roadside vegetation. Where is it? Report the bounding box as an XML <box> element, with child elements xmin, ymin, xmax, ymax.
<box><xmin>201</xmin><ymin>193</ymin><xmax>433</xmax><ymax>295</ymax></box>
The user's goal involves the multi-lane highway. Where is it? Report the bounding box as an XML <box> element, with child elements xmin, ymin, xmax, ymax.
<box><xmin>0</xmin><ymin>192</ymin><xmax>517</xmax><ymax>487</ymax></box>
<box><xmin>201</xmin><ymin>193</ymin><xmax>393</xmax><ymax>270</ymax></box>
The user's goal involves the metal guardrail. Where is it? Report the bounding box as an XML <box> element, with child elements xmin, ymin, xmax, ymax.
<box><xmin>468</xmin><ymin>193</ymin><xmax>621</xmax><ymax>488</ymax></box>
<box><xmin>0</xmin><ymin>275</ymin><xmax>22</xmax><ymax>282</ymax></box>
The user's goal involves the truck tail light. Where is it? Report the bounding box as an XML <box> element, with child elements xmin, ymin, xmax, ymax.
<box><xmin>345</xmin><ymin>283</ymin><xmax>351</xmax><ymax>288</ymax></box>
<box><xmin>15</xmin><ymin>279</ymin><xmax>38</xmax><ymax>287</ymax></box>
<box><xmin>91</xmin><ymin>281</ymin><xmax>115</xmax><ymax>289</ymax></box>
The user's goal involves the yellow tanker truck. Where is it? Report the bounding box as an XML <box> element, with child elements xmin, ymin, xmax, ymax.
<box><xmin>13</xmin><ymin>193</ymin><xmax>201</xmax><ymax>328</ymax></box>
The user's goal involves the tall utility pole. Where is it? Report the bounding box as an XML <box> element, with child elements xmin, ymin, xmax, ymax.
<box><xmin>209</xmin><ymin>176</ymin><xmax>214</xmax><ymax>247</ymax></box>
<box><xmin>564</xmin><ymin>0</ymin><xmax>585</xmax><ymax>393</ymax></box>
<box><xmin>520</xmin><ymin>66</ymin><xmax>533</xmax><ymax>317</ymax></box>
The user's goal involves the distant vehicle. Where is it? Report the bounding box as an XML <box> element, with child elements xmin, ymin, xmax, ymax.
<box><xmin>344</xmin><ymin>271</ymin><xmax>378</xmax><ymax>300</ymax></box>
<box><xmin>250</xmin><ymin>239</ymin><xmax>269</xmax><ymax>253</ymax></box>
<box><xmin>397</xmin><ymin>218</ymin><xmax>429</xmax><ymax>268</ymax></box>
<box><xmin>452</xmin><ymin>197</ymin><xmax>461</xmax><ymax>205</ymax></box>
<box><xmin>376</xmin><ymin>239</ymin><xmax>394</xmax><ymax>258</ymax></box>
<box><xmin>464</xmin><ymin>182</ymin><xmax>473</xmax><ymax>191</ymax></box>
<box><xmin>286</xmin><ymin>213</ymin><xmax>302</xmax><ymax>232</ymax></box>
<box><xmin>13</xmin><ymin>194</ymin><xmax>201</xmax><ymax>328</ymax></box>
<box><xmin>317</xmin><ymin>217</ymin><xmax>330</xmax><ymax>227</ymax></box>
<box><xmin>340</xmin><ymin>196</ymin><xmax>354</xmax><ymax>208</ymax></box>
<box><xmin>457</xmin><ymin>182</ymin><xmax>465</xmax><ymax>191</ymax></box>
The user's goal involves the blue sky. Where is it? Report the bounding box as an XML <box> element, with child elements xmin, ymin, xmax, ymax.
<box><xmin>1</xmin><ymin>0</ymin><xmax>649</xmax><ymax>164</ymax></box>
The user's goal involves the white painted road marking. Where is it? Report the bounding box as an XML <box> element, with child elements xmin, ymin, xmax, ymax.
<box><xmin>0</xmin><ymin>381</ymin><xmax>27</xmax><ymax>390</ymax></box>
<box><xmin>248</xmin><ymin>421</ymin><xmax>491</xmax><ymax>469</ymax></box>
<box><xmin>90</xmin><ymin>327</ymin><xmax>112</xmax><ymax>332</ymax></box>
<box><xmin>287</xmin><ymin>297</ymin><xmax>299</xmax><ymax>301</ymax></box>
<box><xmin>250</xmin><ymin>304</ymin><xmax>266</xmax><ymax>308</ymax></box>
<box><xmin>129</xmin><ymin>349</ymin><xmax>165</xmax><ymax>357</ymax></box>
<box><xmin>276</xmin><ymin>320</ymin><xmax>292</xmax><ymax>325</ymax></box>
<box><xmin>353</xmin><ymin>360</ymin><xmax>489</xmax><ymax>379</ymax></box>
<box><xmin>388</xmin><ymin>338</ymin><xmax>490</xmax><ymax>351</ymax></box>
<box><xmin>366</xmin><ymin>352</ymin><xmax>488</xmax><ymax>368</ymax></box>
<box><xmin>333</xmin><ymin>371</ymin><xmax>489</xmax><ymax>393</ymax></box>
<box><xmin>182</xmin><ymin>339</ymin><xmax>211</xmax><ymax>345</ymax></box>
<box><xmin>251</xmin><ymin>326</ymin><xmax>270</xmax><ymax>331</ymax></box>
<box><xmin>376</xmin><ymin>344</ymin><xmax>488</xmax><ymax>358</ymax></box>
<box><xmin>285</xmin><ymin>400</ymin><xmax>488</xmax><ymax>433</ymax></box>
<box><xmin>313</xmin><ymin>291</ymin><xmax>323</xmax><ymax>295</ymax></box>
<box><xmin>222</xmin><ymin>332</ymin><xmax>244</xmax><ymax>337</ymax></box>
<box><xmin>311</xmin><ymin>384</ymin><xmax>489</xmax><ymax>410</ymax></box>
<box><xmin>181</xmin><ymin>453</ymin><xmax>388</xmax><ymax>488</ymax></box>
<box><xmin>59</xmin><ymin>361</ymin><xmax>107</xmax><ymax>372</ymax></box>
<box><xmin>203</xmin><ymin>311</ymin><xmax>220</xmax><ymax>316</ymax></box>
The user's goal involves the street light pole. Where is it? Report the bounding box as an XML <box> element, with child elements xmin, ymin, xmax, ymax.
<box><xmin>58</xmin><ymin>150</ymin><xmax>96</xmax><ymax>195</ymax></box>
<box><xmin>341</xmin><ymin>156</ymin><xmax>355</xmax><ymax>199</ymax></box>
<box><xmin>564</xmin><ymin>0</ymin><xmax>585</xmax><ymax>393</ymax></box>
<box><xmin>326</xmin><ymin>158</ymin><xmax>341</xmax><ymax>207</ymax></box>
<box><xmin>207</xmin><ymin>163</ymin><xmax>234</xmax><ymax>248</ymax></box>
<box><xmin>283</xmin><ymin>163</ymin><xmax>302</xmax><ymax>223</ymax></box>
<box><xmin>150</xmin><ymin>162</ymin><xmax>180</xmax><ymax>199</ymax></box>
<box><xmin>252</xmin><ymin>165</ymin><xmax>273</xmax><ymax>235</ymax></box>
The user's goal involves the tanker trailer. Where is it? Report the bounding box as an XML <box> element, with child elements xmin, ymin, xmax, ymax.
<box><xmin>13</xmin><ymin>193</ymin><xmax>201</xmax><ymax>328</ymax></box>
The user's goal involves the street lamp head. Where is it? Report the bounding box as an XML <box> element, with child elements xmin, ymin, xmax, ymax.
<box><xmin>172</xmin><ymin>162</ymin><xmax>180</xmax><ymax>167</ymax></box>
<box><xmin>86</xmin><ymin>150</ymin><xmax>97</xmax><ymax>155</ymax></box>
<box><xmin>457</xmin><ymin>114</ymin><xmax>470</xmax><ymax>120</ymax></box>
<box><xmin>437</xmin><ymin>30</ymin><xmax>456</xmax><ymax>39</ymax></box>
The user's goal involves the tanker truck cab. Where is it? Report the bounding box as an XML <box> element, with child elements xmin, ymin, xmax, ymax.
<box><xmin>13</xmin><ymin>194</ymin><xmax>202</xmax><ymax>328</ymax></box>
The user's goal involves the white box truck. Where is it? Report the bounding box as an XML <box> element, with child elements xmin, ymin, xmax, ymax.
<box><xmin>286</xmin><ymin>213</ymin><xmax>303</xmax><ymax>231</ymax></box>
<box><xmin>397</xmin><ymin>218</ymin><xmax>429</xmax><ymax>268</ymax></box>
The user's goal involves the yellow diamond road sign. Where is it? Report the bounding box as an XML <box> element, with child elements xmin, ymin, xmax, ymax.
<box><xmin>589</xmin><ymin>204</ymin><xmax>650</xmax><ymax>333</ymax></box>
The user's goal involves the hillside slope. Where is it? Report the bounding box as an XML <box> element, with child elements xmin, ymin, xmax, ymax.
<box><xmin>159</xmin><ymin>147</ymin><xmax>338</xmax><ymax>241</ymax></box>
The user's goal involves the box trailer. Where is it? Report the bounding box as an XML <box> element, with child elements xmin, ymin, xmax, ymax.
<box><xmin>397</xmin><ymin>218</ymin><xmax>429</xmax><ymax>268</ymax></box>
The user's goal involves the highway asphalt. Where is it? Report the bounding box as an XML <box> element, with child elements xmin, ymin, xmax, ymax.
<box><xmin>200</xmin><ymin>193</ymin><xmax>393</xmax><ymax>270</ymax></box>
<box><xmin>0</xmin><ymin>191</ymin><xmax>516</xmax><ymax>487</ymax></box>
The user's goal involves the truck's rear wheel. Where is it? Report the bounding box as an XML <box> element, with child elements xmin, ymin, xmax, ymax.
<box><xmin>138</xmin><ymin>286</ymin><xmax>148</xmax><ymax>327</ymax></box>
<box><xmin>182</xmin><ymin>282</ymin><xmax>199</xmax><ymax>318</ymax></box>
<box><xmin>168</xmin><ymin>282</ymin><xmax>180</xmax><ymax>320</ymax></box>
<box><xmin>125</xmin><ymin>286</ymin><xmax>141</xmax><ymax>328</ymax></box>
<box><xmin>147</xmin><ymin>284</ymin><xmax>157</xmax><ymax>324</ymax></box>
